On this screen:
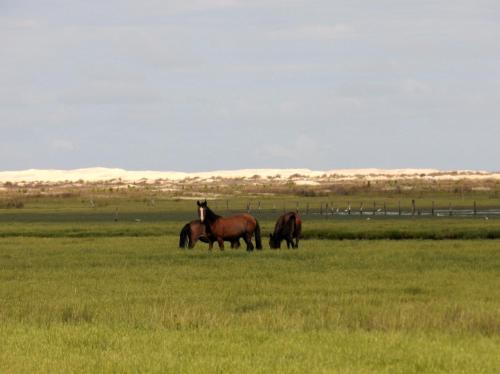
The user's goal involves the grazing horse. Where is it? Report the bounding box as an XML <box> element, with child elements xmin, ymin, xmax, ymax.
<box><xmin>197</xmin><ymin>200</ymin><xmax>262</xmax><ymax>251</ymax></box>
<box><xmin>269</xmin><ymin>211</ymin><xmax>302</xmax><ymax>249</ymax></box>
<box><xmin>179</xmin><ymin>220</ymin><xmax>241</xmax><ymax>249</ymax></box>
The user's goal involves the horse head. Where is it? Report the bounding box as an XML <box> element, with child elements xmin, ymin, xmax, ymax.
<box><xmin>197</xmin><ymin>200</ymin><xmax>208</xmax><ymax>222</ymax></box>
<box><xmin>269</xmin><ymin>233</ymin><xmax>280</xmax><ymax>249</ymax></box>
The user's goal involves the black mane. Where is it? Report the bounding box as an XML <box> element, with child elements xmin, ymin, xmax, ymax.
<box><xmin>204</xmin><ymin>205</ymin><xmax>221</xmax><ymax>222</ymax></box>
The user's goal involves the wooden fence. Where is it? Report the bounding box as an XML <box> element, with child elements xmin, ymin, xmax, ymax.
<box><xmin>214</xmin><ymin>200</ymin><xmax>500</xmax><ymax>218</ymax></box>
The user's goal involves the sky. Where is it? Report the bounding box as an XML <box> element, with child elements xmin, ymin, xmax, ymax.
<box><xmin>1</xmin><ymin>0</ymin><xmax>499</xmax><ymax>171</ymax></box>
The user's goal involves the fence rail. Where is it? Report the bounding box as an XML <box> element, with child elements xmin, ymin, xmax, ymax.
<box><xmin>214</xmin><ymin>200</ymin><xmax>500</xmax><ymax>218</ymax></box>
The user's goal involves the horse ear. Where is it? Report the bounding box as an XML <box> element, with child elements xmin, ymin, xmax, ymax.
<box><xmin>204</xmin><ymin>199</ymin><xmax>207</xmax><ymax>205</ymax></box>
<box><xmin>197</xmin><ymin>201</ymin><xmax>201</xmax><ymax>206</ymax></box>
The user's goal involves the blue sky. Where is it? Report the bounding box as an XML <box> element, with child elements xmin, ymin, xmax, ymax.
<box><xmin>1</xmin><ymin>0</ymin><xmax>499</xmax><ymax>171</ymax></box>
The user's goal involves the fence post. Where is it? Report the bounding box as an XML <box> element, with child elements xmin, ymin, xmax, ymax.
<box><xmin>473</xmin><ymin>200</ymin><xmax>477</xmax><ymax>216</ymax></box>
<box><xmin>398</xmin><ymin>201</ymin><xmax>401</xmax><ymax>216</ymax></box>
<box><xmin>348</xmin><ymin>202</ymin><xmax>351</xmax><ymax>215</ymax></box>
<box><xmin>373</xmin><ymin>201</ymin><xmax>376</xmax><ymax>215</ymax></box>
<box><xmin>226</xmin><ymin>200</ymin><xmax>229</xmax><ymax>212</ymax></box>
<box><xmin>296</xmin><ymin>201</ymin><xmax>299</xmax><ymax>213</ymax></box>
<box><xmin>325</xmin><ymin>203</ymin><xmax>329</xmax><ymax>218</ymax></box>
<box><xmin>384</xmin><ymin>202</ymin><xmax>387</xmax><ymax>216</ymax></box>
<box><xmin>448</xmin><ymin>203</ymin><xmax>452</xmax><ymax>216</ymax></box>
<box><xmin>360</xmin><ymin>202</ymin><xmax>364</xmax><ymax>216</ymax></box>
<box><xmin>431</xmin><ymin>201</ymin><xmax>435</xmax><ymax>216</ymax></box>
<box><xmin>247</xmin><ymin>201</ymin><xmax>251</xmax><ymax>213</ymax></box>
<box><xmin>258</xmin><ymin>201</ymin><xmax>261</xmax><ymax>210</ymax></box>
<box><xmin>320</xmin><ymin>203</ymin><xmax>323</xmax><ymax>216</ymax></box>
<box><xmin>412</xmin><ymin>199</ymin><xmax>416</xmax><ymax>216</ymax></box>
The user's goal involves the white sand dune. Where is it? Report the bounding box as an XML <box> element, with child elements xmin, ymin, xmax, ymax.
<box><xmin>0</xmin><ymin>167</ymin><xmax>498</xmax><ymax>183</ymax></box>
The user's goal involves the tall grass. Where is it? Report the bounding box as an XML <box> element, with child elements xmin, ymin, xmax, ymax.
<box><xmin>1</xmin><ymin>237</ymin><xmax>500</xmax><ymax>372</ymax></box>
<box><xmin>0</xmin><ymin>216</ymin><xmax>499</xmax><ymax>240</ymax></box>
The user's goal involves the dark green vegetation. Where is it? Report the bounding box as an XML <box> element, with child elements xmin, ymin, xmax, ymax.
<box><xmin>1</xmin><ymin>193</ymin><xmax>500</xmax><ymax>372</ymax></box>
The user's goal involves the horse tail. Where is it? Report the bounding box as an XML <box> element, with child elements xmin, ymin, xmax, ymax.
<box><xmin>179</xmin><ymin>223</ymin><xmax>190</xmax><ymax>248</ymax></box>
<box><xmin>254</xmin><ymin>219</ymin><xmax>263</xmax><ymax>249</ymax></box>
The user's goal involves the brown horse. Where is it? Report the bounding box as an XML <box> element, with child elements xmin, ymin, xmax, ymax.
<box><xmin>269</xmin><ymin>211</ymin><xmax>302</xmax><ymax>249</ymax></box>
<box><xmin>197</xmin><ymin>200</ymin><xmax>262</xmax><ymax>251</ymax></box>
<box><xmin>179</xmin><ymin>220</ymin><xmax>241</xmax><ymax>249</ymax></box>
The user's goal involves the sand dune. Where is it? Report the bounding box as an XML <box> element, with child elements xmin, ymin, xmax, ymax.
<box><xmin>0</xmin><ymin>167</ymin><xmax>498</xmax><ymax>183</ymax></box>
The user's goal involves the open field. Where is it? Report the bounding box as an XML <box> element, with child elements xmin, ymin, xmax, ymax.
<box><xmin>1</xmin><ymin>190</ymin><xmax>500</xmax><ymax>372</ymax></box>
<box><xmin>1</xmin><ymin>236</ymin><xmax>500</xmax><ymax>372</ymax></box>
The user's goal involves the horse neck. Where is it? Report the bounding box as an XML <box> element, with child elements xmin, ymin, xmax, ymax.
<box><xmin>204</xmin><ymin>207</ymin><xmax>221</xmax><ymax>224</ymax></box>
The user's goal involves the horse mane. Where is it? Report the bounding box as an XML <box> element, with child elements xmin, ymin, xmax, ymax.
<box><xmin>204</xmin><ymin>205</ymin><xmax>221</xmax><ymax>222</ymax></box>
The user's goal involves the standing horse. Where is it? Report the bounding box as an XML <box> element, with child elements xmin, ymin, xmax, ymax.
<box><xmin>269</xmin><ymin>211</ymin><xmax>302</xmax><ymax>249</ymax></box>
<box><xmin>197</xmin><ymin>200</ymin><xmax>262</xmax><ymax>251</ymax></box>
<box><xmin>179</xmin><ymin>220</ymin><xmax>241</xmax><ymax>249</ymax></box>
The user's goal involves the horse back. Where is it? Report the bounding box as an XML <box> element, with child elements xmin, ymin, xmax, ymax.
<box><xmin>211</xmin><ymin>213</ymin><xmax>257</xmax><ymax>238</ymax></box>
<box><xmin>274</xmin><ymin>211</ymin><xmax>301</xmax><ymax>238</ymax></box>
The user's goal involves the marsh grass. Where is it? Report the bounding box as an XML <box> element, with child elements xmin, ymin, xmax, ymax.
<box><xmin>0</xmin><ymin>215</ymin><xmax>500</xmax><ymax>241</ymax></box>
<box><xmin>1</xmin><ymin>236</ymin><xmax>500</xmax><ymax>372</ymax></box>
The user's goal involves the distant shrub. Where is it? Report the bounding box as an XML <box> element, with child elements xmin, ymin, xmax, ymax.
<box><xmin>0</xmin><ymin>200</ymin><xmax>24</xmax><ymax>209</ymax></box>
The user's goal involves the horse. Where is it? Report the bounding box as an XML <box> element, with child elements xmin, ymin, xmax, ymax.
<box><xmin>179</xmin><ymin>219</ymin><xmax>241</xmax><ymax>249</ymax></box>
<box><xmin>269</xmin><ymin>211</ymin><xmax>302</xmax><ymax>249</ymax></box>
<box><xmin>196</xmin><ymin>200</ymin><xmax>262</xmax><ymax>251</ymax></box>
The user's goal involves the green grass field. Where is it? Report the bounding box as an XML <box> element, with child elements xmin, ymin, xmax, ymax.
<box><xmin>1</xmin><ymin>196</ymin><xmax>500</xmax><ymax>372</ymax></box>
<box><xmin>1</xmin><ymin>236</ymin><xmax>500</xmax><ymax>372</ymax></box>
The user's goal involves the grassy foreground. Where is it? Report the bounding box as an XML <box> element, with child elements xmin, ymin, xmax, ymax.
<box><xmin>1</xmin><ymin>236</ymin><xmax>500</xmax><ymax>373</ymax></box>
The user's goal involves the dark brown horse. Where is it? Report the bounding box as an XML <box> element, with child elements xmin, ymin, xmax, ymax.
<box><xmin>179</xmin><ymin>220</ymin><xmax>241</xmax><ymax>249</ymax></box>
<box><xmin>269</xmin><ymin>211</ymin><xmax>302</xmax><ymax>249</ymax></box>
<box><xmin>197</xmin><ymin>200</ymin><xmax>262</xmax><ymax>251</ymax></box>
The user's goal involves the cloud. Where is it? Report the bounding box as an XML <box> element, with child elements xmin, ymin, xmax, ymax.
<box><xmin>0</xmin><ymin>0</ymin><xmax>499</xmax><ymax>170</ymax></box>
<box><xmin>61</xmin><ymin>79</ymin><xmax>163</xmax><ymax>106</ymax></box>
<box><xmin>50</xmin><ymin>139</ymin><xmax>75</xmax><ymax>151</ymax></box>
<box><xmin>256</xmin><ymin>135</ymin><xmax>320</xmax><ymax>163</ymax></box>
<box><xmin>269</xmin><ymin>24</ymin><xmax>353</xmax><ymax>40</ymax></box>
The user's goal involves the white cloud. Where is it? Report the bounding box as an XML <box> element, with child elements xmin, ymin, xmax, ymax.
<box><xmin>0</xmin><ymin>0</ymin><xmax>499</xmax><ymax>170</ymax></box>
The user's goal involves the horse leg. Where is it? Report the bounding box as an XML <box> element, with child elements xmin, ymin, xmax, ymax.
<box><xmin>286</xmin><ymin>237</ymin><xmax>292</xmax><ymax>249</ymax></box>
<box><xmin>217</xmin><ymin>238</ymin><xmax>225</xmax><ymax>251</ymax></box>
<box><xmin>189</xmin><ymin>237</ymin><xmax>197</xmax><ymax>249</ymax></box>
<box><xmin>294</xmin><ymin>237</ymin><xmax>299</xmax><ymax>249</ymax></box>
<box><xmin>208</xmin><ymin>240</ymin><xmax>213</xmax><ymax>251</ymax></box>
<box><xmin>245</xmin><ymin>233</ymin><xmax>254</xmax><ymax>251</ymax></box>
